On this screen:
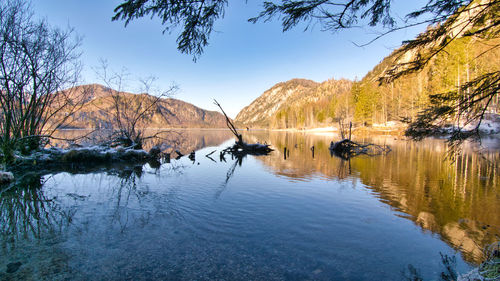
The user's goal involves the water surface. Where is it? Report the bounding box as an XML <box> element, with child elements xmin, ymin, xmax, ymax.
<box><xmin>1</xmin><ymin>130</ymin><xmax>498</xmax><ymax>280</ymax></box>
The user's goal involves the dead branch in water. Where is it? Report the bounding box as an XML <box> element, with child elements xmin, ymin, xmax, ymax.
<box><xmin>339</xmin><ymin>120</ymin><xmax>352</xmax><ymax>141</ymax></box>
<box><xmin>213</xmin><ymin>99</ymin><xmax>242</xmax><ymax>143</ymax></box>
<box><xmin>213</xmin><ymin>99</ymin><xmax>273</xmax><ymax>155</ymax></box>
<box><xmin>331</xmin><ymin>120</ymin><xmax>390</xmax><ymax>159</ymax></box>
<box><xmin>329</xmin><ymin>139</ymin><xmax>391</xmax><ymax>160</ymax></box>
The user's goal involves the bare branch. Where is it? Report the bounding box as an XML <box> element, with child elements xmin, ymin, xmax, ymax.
<box><xmin>0</xmin><ymin>0</ymin><xmax>82</xmax><ymax>161</ymax></box>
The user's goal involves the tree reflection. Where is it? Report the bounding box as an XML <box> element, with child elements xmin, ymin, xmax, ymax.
<box><xmin>0</xmin><ymin>173</ymin><xmax>75</xmax><ymax>280</ymax></box>
<box><xmin>0</xmin><ymin>174</ymin><xmax>74</xmax><ymax>247</ymax></box>
<box><xmin>104</xmin><ymin>162</ymin><xmax>188</xmax><ymax>232</ymax></box>
<box><xmin>0</xmin><ymin>160</ymin><xmax>186</xmax><ymax>247</ymax></box>
<box><xmin>246</xmin><ymin>130</ymin><xmax>499</xmax><ymax>264</ymax></box>
<box><xmin>214</xmin><ymin>155</ymin><xmax>245</xmax><ymax>199</ymax></box>
<box><xmin>402</xmin><ymin>253</ymin><xmax>459</xmax><ymax>281</ymax></box>
<box><xmin>110</xmin><ymin>168</ymin><xmax>144</xmax><ymax>232</ymax></box>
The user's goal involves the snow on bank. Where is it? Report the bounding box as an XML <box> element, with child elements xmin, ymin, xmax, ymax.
<box><xmin>304</xmin><ymin>127</ymin><xmax>339</xmax><ymax>137</ymax></box>
<box><xmin>306</xmin><ymin>126</ymin><xmax>338</xmax><ymax>132</ymax></box>
<box><xmin>14</xmin><ymin>145</ymin><xmax>152</xmax><ymax>166</ymax></box>
<box><xmin>463</xmin><ymin>116</ymin><xmax>500</xmax><ymax>134</ymax></box>
<box><xmin>372</xmin><ymin>121</ymin><xmax>402</xmax><ymax>128</ymax></box>
<box><xmin>268</xmin><ymin>115</ymin><xmax>500</xmax><ymax>137</ymax></box>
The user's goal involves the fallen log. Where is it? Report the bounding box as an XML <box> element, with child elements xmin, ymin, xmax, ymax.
<box><xmin>214</xmin><ymin>99</ymin><xmax>273</xmax><ymax>155</ymax></box>
<box><xmin>329</xmin><ymin>139</ymin><xmax>390</xmax><ymax>159</ymax></box>
<box><xmin>223</xmin><ymin>141</ymin><xmax>273</xmax><ymax>156</ymax></box>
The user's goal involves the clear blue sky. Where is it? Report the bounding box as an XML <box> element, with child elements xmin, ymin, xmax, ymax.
<box><xmin>34</xmin><ymin>0</ymin><xmax>428</xmax><ymax>118</ymax></box>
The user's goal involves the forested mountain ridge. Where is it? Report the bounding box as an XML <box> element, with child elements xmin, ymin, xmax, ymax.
<box><xmin>353</xmin><ymin>35</ymin><xmax>500</xmax><ymax>126</ymax></box>
<box><xmin>235</xmin><ymin>78</ymin><xmax>352</xmax><ymax>128</ymax></box>
<box><xmin>54</xmin><ymin>84</ymin><xmax>228</xmax><ymax>129</ymax></box>
<box><xmin>236</xmin><ymin>22</ymin><xmax>499</xmax><ymax>130</ymax></box>
<box><xmin>235</xmin><ymin>79</ymin><xmax>318</xmax><ymax>127</ymax></box>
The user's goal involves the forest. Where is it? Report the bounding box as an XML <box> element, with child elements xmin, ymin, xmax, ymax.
<box><xmin>268</xmin><ymin>35</ymin><xmax>499</xmax><ymax>129</ymax></box>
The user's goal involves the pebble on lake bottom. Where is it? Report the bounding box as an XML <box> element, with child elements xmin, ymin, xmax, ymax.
<box><xmin>0</xmin><ymin>171</ymin><xmax>14</xmax><ymax>184</ymax></box>
<box><xmin>6</xmin><ymin>262</ymin><xmax>22</xmax><ymax>274</ymax></box>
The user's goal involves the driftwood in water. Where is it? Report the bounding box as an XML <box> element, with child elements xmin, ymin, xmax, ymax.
<box><xmin>205</xmin><ymin>150</ymin><xmax>217</xmax><ymax>163</ymax></box>
<box><xmin>284</xmin><ymin>147</ymin><xmax>291</xmax><ymax>160</ymax></box>
<box><xmin>222</xmin><ymin>141</ymin><xmax>273</xmax><ymax>156</ymax></box>
<box><xmin>175</xmin><ymin>150</ymin><xmax>184</xmax><ymax>160</ymax></box>
<box><xmin>214</xmin><ymin>99</ymin><xmax>273</xmax><ymax>155</ymax></box>
<box><xmin>329</xmin><ymin>139</ymin><xmax>391</xmax><ymax>160</ymax></box>
<box><xmin>330</xmin><ymin>121</ymin><xmax>390</xmax><ymax>159</ymax></box>
<box><xmin>188</xmin><ymin>151</ymin><xmax>195</xmax><ymax>162</ymax></box>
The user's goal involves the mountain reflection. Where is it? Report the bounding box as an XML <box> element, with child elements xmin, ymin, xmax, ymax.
<box><xmin>51</xmin><ymin>129</ymin><xmax>234</xmax><ymax>153</ymax></box>
<box><xmin>247</xmin><ymin>131</ymin><xmax>499</xmax><ymax>263</ymax></box>
<box><xmin>0</xmin><ymin>129</ymin><xmax>498</xmax><ymax>279</ymax></box>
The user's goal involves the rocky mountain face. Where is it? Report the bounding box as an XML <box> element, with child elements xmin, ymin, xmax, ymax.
<box><xmin>57</xmin><ymin>84</ymin><xmax>227</xmax><ymax>129</ymax></box>
<box><xmin>235</xmin><ymin>1</ymin><xmax>499</xmax><ymax>130</ymax></box>
<box><xmin>235</xmin><ymin>79</ymin><xmax>317</xmax><ymax>126</ymax></box>
<box><xmin>235</xmin><ymin>78</ymin><xmax>352</xmax><ymax>128</ymax></box>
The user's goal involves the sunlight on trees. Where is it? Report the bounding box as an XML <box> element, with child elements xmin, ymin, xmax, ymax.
<box><xmin>113</xmin><ymin>0</ymin><xmax>499</xmax><ymax>144</ymax></box>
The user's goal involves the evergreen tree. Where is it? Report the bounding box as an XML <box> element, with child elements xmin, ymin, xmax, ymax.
<box><xmin>113</xmin><ymin>0</ymin><xmax>499</xmax><ymax>142</ymax></box>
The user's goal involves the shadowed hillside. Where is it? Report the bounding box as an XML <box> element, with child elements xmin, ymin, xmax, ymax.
<box><xmin>53</xmin><ymin>84</ymin><xmax>228</xmax><ymax>129</ymax></box>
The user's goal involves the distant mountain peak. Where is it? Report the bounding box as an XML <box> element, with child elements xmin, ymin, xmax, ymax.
<box><xmin>56</xmin><ymin>84</ymin><xmax>228</xmax><ymax>129</ymax></box>
<box><xmin>235</xmin><ymin>78</ymin><xmax>352</xmax><ymax>128</ymax></box>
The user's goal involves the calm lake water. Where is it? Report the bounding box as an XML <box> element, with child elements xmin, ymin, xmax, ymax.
<box><xmin>1</xmin><ymin>130</ymin><xmax>499</xmax><ymax>280</ymax></box>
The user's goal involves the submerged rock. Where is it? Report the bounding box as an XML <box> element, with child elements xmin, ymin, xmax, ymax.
<box><xmin>149</xmin><ymin>146</ymin><xmax>161</xmax><ymax>158</ymax></box>
<box><xmin>6</xmin><ymin>262</ymin><xmax>22</xmax><ymax>273</ymax></box>
<box><xmin>0</xmin><ymin>171</ymin><xmax>14</xmax><ymax>184</ymax></box>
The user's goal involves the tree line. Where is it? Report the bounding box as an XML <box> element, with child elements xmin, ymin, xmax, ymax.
<box><xmin>0</xmin><ymin>0</ymin><xmax>176</xmax><ymax>165</ymax></box>
<box><xmin>269</xmin><ymin>30</ymin><xmax>499</xmax><ymax>131</ymax></box>
<box><xmin>113</xmin><ymin>0</ymin><xmax>499</xmax><ymax>143</ymax></box>
<box><xmin>0</xmin><ymin>0</ymin><xmax>498</xmax><ymax>165</ymax></box>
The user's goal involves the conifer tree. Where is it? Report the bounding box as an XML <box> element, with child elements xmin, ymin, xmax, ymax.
<box><xmin>113</xmin><ymin>0</ymin><xmax>499</xmax><ymax>142</ymax></box>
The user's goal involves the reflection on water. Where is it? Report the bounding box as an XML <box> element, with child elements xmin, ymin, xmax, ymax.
<box><xmin>0</xmin><ymin>130</ymin><xmax>498</xmax><ymax>280</ymax></box>
<box><xmin>51</xmin><ymin>128</ymin><xmax>235</xmax><ymax>153</ymax></box>
<box><xmin>250</xmin><ymin>131</ymin><xmax>500</xmax><ymax>264</ymax></box>
<box><xmin>0</xmin><ymin>174</ymin><xmax>75</xmax><ymax>280</ymax></box>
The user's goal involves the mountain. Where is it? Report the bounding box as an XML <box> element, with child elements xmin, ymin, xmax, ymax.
<box><xmin>236</xmin><ymin>3</ymin><xmax>499</xmax><ymax>130</ymax></box>
<box><xmin>235</xmin><ymin>79</ymin><xmax>318</xmax><ymax>127</ymax></box>
<box><xmin>350</xmin><ymin>33</ymin><xmax>500</xmax><ymax>126</ymax></box>
<box><xmin>56</xmin><ymin>84</ymin><xmax>228</xmax><ymax>129</ymax></box>
<box><xmin>235</xmin><ymin>78</ymin><xmax>352</xmax><ymax>128</ymax></box>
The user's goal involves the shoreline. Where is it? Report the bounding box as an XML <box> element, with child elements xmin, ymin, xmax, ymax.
<box><xmin>245</xmin><ymin>125</ymin><xmax>407</xmax><ymax>136</ymax></box>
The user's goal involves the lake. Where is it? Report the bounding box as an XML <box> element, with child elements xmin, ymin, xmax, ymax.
<box><xmin>1</xmin><ymin>130</ymin><xmax>498</xmax><ymax>280</ymax></box>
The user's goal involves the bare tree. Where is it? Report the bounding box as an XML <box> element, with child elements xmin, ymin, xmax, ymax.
<box><xmin>95</xmin><ymin>60</ymin><xmax>178</xmax><ymax>149</ymax></box>
<box><xmin>0</xmin><ymin>0</ymin><xmax>85</xmax><ymax>162</ymax></box>
<box><xmin>113</xmin><ymin>0</ymin><xmax>499</xmax><ymax>144</ymax></box>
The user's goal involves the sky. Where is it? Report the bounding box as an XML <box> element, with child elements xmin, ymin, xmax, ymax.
<box><xmin>33</xmin><ymin>0</ymin><xmax>429</xmax><ymax>118</ymax></box>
